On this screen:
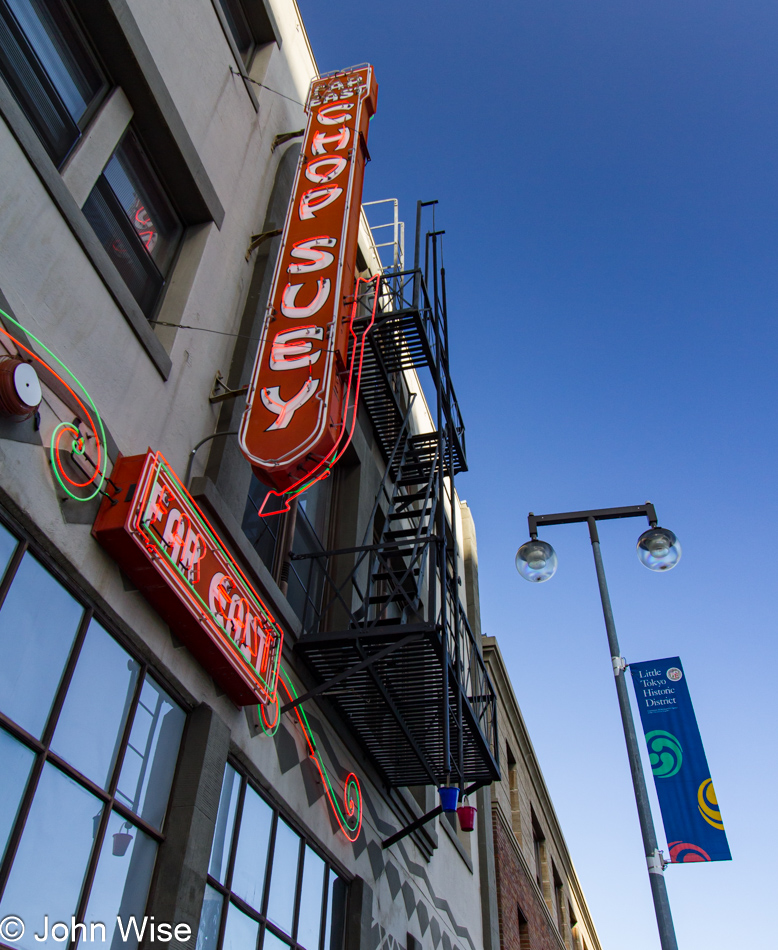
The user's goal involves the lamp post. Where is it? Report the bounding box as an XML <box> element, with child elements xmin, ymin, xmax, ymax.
<box><xmin>515</xmin><ymin>503</ymin><xmax>681</xmax><ymax>950</ymax></box>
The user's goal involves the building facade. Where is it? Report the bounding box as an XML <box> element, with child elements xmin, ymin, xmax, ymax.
<box><xmin>483</xmin><ymin>639</ymin><xmax>601</xmax><ymax>950</ymax></box>
<box><xmin>0</xmin><ymin>6</ymin><xmax>600</xmax><ymax>950</ymax></box>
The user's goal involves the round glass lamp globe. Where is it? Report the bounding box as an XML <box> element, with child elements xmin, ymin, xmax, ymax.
<box><xmin>636</xmin><ymin>527</ymin><xmax>681</xmax><ymax>572</ymax></box>
<box><xmin>516</xmin><ymin>540</ymin><xmax>558</xmax><ymax>583</ymax></box>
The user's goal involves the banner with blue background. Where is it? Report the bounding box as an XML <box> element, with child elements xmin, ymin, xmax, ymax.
<box><xmin>630</xmin><ymin>657</ymin><xmax>731</xmax><ymax>863</ymax></box>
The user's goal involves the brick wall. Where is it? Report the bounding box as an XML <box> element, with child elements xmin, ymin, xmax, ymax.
<box><xmin>492</xmin><ymin>810</ymin><xmax>565</xmax><ymax>950</ymax></box>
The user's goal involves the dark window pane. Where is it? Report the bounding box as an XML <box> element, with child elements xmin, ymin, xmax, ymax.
<box><xmin>231</xmin><ymin>785</ymin><xmax>273</xmax><ymax>912</ymax></box>
<box><xmin>223</xmin><ymin>902</ymin><xmax>259</xmax><ymax>950</ymax></box>
<box><xmin>209</xmin><ymin>763</ymin><xmax>241</xmax><ymax>884</ymax></box>
<box><xmin>0</xmin><ymin>0</ymin><xmax>102</xmax><ymax>165</ymax></box>
<box><xmin>266</xmin><ymin>819</ymin><xmax>300</xmax><ymax>936</ymax></box>
<box><xmin>197</xmin><ymin>884</ymin><xmax>225</xmax><ymax>950</ymax></box>
<box><xmin>0</xmin><ymin>726</ymin><xmax>35</xmax><ymax>863</ymax></box>
<box><xmin>297</xmin><ymin>846</ymin><xmax>325</xmax><ymax>949</ymax></box>
<box><xmin>6</xmin><ymin>0</ymin><xmax>100</xmax><ymax>120</ymax></box>
<box><xmin>103</xmin><ymin>132</ymin><xmax>183</xmax><ymax>274</ymax></box>
<box><xmin>323</xmin><ymin>876</ymin><xmax>347</xmax><ymax>950</ymax></box>
<box><xmin>0</xmin><ymin>763</ymin><xmax>102</xmax><ymax>950</ymax></box>
<box><xmin>82</xmin><ymin>177</ymin><xmax>164</xmax><ymax>317</ymax></box>
<box><xmin>216</xmin><ymin>0</ymin><xmax>254</xmax><ymax>63</ymax></box>
<box><xmin>51</xmin><ymin>621</ymin><xmax>140</xmax><ymax>788</ymax></box>
<box><xmin>116</xmin><ymin>677</ymin><xmax>185</xmax><ymax>829</ymax></box>
<box><xmin>0</xmin><ymin>520</ymin><xmax>19</xmax><ymax>579</ymax></box>
<box><xmin>82</xmin><ymin>810</ymin><xmax>158</xmax><ymax>950</ymax></box>
<box><xmin>0</xmin><ymin>552</ymin><xmax>84</xmax><ymax>737</ymax></box>
<box><xmin>242</xmin><ymin>477</ymin><xmax>281</xmax><ymax>570</ymax></box>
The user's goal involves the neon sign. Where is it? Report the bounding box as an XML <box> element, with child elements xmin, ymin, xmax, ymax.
<box><xmin>0</xmin><ymin>307</ymin><xmax>108</xmax><ymax>502</ymax></box>
<box><xmin>93</xmin><ymin>451</ymin><xmax>283</xmax><ymax>706</ymax></box>
<box><xmin>259</xmin><ymin>666</ymin><xmax>362</xmax><ymax>841</ymax></box>
<box><xmin>239</xmin><ymin>66</ymin><xmax>378</xmax><ymax>506</ymax></box>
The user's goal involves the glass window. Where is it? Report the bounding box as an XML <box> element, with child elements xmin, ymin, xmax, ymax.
<box><xmin>0</xmin><ymin>763</ymin><xmax>102</xmax><ymax>950</ymax></box>
<box><xmin>297</xmin><ymin>847</ymin><xmax>325</xmax><ymax>950</ymax></box>
<box><xmin>242</xmin><ymin>476</ymin><xmax>331</xmax><ymax>635</ymax></box>
<box><xmin>197</xmin><ymin>884</ymin><xmax>225</xmax><ymax>950</ymax></box>
<box><xmin>231</xmin><ymin>784</ymin><xmax>273</xmax><ymax>911</ymax></box>
<box><xmin>198</xmin><ymin>766</ymin><xmax>345</xmax><ymax>950</ymax></box>
<box><xmin>0</xmin><ymin>531</ymin><xmax>187</xmax><ymax>945</ymax></box>
<box><xmin>223</xmin><ymin>902</ymin><xmax>259</xmax><ymax>950</ymax></box>
<box><xmin>0</xmin><ymin>727</ymin><xmax>35</xmax><ymax>862</ymax></box>
<box><xmin>51</xmin><ymin>621</ymin><xmax>140</xmax><ymax>788</ymax></box>
<box><xmin>266</xmin><ymin>820</ymin><xmax>299</xmax><ymax>935</ymax></box>
<box><xmin>322</xmin><ymin>875</ymin><xmax>346</xmax><ymax>950</ymax></box>
<box><xmin>116</xmin><ymin>676</ymin><xmax>186</xmax><ymax>830</ymax></box>
<box><xmin>0</xmin><ymin>520</ymin><xmax>18</xmax><ymax>577</ymax></box>
<box><xmin>82</xmin><ymin>129</ymin><xmax>183</xmax><ymax>319</ymax></box>
<box><xmin>209</xmin><ymin>764</ymin><xmax>241</xmax><ymax>884</ymax></box>
<box><xmin>0</xmin><ymin>552</ymin><xmax>84</xmax><ymax>737</ymax></box>
<box><xmin>0</xmin><ymin>0</ymin><xmax>105</xmax><ymax>165</ymax></box>
<box><xmin>82</xmin><ymin>810</ymin><xmax>158</xmax><ymax>950</ymax></box>
<box><xmin>216</xmin><ymin>0</ymin><xmax>255</xmax><ymax>65</ymax></box>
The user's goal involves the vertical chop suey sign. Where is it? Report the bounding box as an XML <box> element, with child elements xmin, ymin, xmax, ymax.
<box><xmin>240</xmin><ymin>65</ymin><xmax>378</xmax><ymax>493</ymax></box>
<box><xmin>93</xmin><ymin>451</ymin><xmax>283</xmax><ymax>706</ymax></box>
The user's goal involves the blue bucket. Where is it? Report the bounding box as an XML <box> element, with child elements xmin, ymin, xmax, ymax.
<box><xmin>439</xmin><ymin>786</ymin><xmax>460</xmax><ymax>812</ymax></box>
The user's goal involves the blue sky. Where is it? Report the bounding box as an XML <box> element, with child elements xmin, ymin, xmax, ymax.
<box><xmin>298</xmin><ymin>2</ymin><xmax>777</xmax><ymax>946</ymax></box>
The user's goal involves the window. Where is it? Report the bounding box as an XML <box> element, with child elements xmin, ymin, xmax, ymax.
<box><xmin>552</xmin><ymin>865</ymin><xmax>564</xmax><ymax>935</ymax></box>
<box><xmin>0</xmin><ymin>0</ymin><xmax>106</xmax><ymax>166</ymax></box>
<box><xmin>82</xmin><ymin>128</ymin><xmax>184</xmax><ymax>318</ymax></box>
<box><xmin>213</xmin><ymin>0</ymin><xmax>278</xmax><ymax>72</ymax></box>
<box><xmin>516</xmin><ymin>906</ymin><xmax>530</xmax><ymax>950</ymax></box>
<box><xmin>507</xmin><ymin>744</ymin><xmax>521</xmax><ymax>841</ymax></box>
<box><xmin>0</xmin><ymin>519</ymin><xmax>187</xmax><ymax>950</ymax></box>
<box><xmin>216</xmin><ymin>0</ymin><xmax>255</xmax><ymax>66</ymax></box>
<box><xmin>243</xmin><ymin>477</ymin><xmax>331</xmax><ymax>634</ymax></box>
<box><xmin>531</xmin><ymin>811</ymin><xmax>544</xmax><ymax>891</ymax></box>
<box><xmin>198</xmin><ymin>764</ymin><xmax>348</xmax><ymax>950</ymax></box>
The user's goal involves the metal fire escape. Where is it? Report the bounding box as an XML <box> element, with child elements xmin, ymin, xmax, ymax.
<box><xmin>288</xmin><ymin>202</ymin><xmax>499</xmax><ymax>802</ymax></box>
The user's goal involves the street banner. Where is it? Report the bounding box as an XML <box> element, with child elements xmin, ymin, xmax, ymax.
<box><xmin>630</xmin><ymin>657</ymin><xmax>731</xmax><ymax>863</ymax></box>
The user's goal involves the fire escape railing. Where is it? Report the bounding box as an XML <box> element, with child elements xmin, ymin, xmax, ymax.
<box><xmin>290</xmin><ymin>202</ymin><xmax>499</xmax><ymax>796</ymax></box>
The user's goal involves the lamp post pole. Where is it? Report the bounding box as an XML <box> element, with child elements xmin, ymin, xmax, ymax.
<box><xmin>519</xmin><ymin>504</ymin><xmax>680</xmax><ymax>950</ymax></box>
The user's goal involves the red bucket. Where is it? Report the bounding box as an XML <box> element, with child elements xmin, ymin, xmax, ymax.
<box><xmin>457</xmin><ymin>803</ymin><xmax>477</xmax><ymax>832</ymax></box>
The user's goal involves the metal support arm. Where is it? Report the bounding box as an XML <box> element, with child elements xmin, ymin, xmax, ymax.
<box><xmin>381</xmin><ymin>780</ymin><xmax>486</xmax><ymax>850</ymax></box>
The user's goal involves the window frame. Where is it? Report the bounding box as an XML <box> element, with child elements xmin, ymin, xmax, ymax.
<box><xmin>82</xmin><ymin>124</ymin><xmax>186</xmax><ymax>322</ymax></box>
<box><xmin>0</xmin><ymin>508</ymin><xmax>191</xmax><ymax>929</ymax></box>
<box><xmin>0</xmin><ymin>0</ymin><xmax>110</xmax><ymax>167</ymax></box>
<box><xmin>203</xmin><ymin>761</ymin><xmax>349</xmax><ymax>950</ymax></box>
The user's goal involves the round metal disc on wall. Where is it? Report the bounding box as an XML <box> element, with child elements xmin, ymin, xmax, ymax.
<box><xmin>0</xmin><ymin>357</ymin><xmax>42</xmax><ymax>418</ymax></box>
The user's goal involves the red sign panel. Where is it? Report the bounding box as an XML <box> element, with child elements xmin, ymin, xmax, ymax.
<box><xmin>239</xmin><ymin>66</ymin><xmax>378</xmax><ymax>493</ymax></box>
<box><xmin>93</xmin><ymin>451</ymin><xmax>283</xmax><ymax>706</ymax></box>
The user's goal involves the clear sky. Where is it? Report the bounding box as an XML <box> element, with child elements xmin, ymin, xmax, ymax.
<box><xmin>297</xmin><ymin>2</ymin><xmax>777</xmax><ymax>947</ymax></box>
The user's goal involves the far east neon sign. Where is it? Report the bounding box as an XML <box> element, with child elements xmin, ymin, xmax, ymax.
<box><xmin>93</xmin><ymin>451</ymin><xmax>282</xmax><ymax>706</ymax></box>
<box><xmin>240</xmin><ymin>66</ymin><xmax>379</xmax><ymax>514</ymax></box>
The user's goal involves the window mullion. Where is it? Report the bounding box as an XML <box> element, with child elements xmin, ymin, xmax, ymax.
<box><xmin>0</xmin><ymin>536</ymin><xmax>27</xmax><ymax>610</ymax></box>
<box><xmin>40</xmin><ymin>605</ymin><xmax>93</xmax><ymax>748</ymax></box>
<box><xmin>106</xmin><ymin>660</ymin><xmax>147</xmax><ymax>799</ymax></box>
<box><xmin>0</xmin><ymin>738</ymin><xmax>46</xmax><ymax>901</ymax></box>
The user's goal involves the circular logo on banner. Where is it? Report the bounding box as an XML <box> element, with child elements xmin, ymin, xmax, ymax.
<box><xmin>645</xmin><ymin>730</ymin><xmax>683</xmax><ymax>777</ymax></box>
<box><xmin>666</xmin><ymin>667</ymin><xmax>683</xmax><ymax>681</ymax></box>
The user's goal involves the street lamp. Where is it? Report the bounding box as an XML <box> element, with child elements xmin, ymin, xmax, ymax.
<box><xmin>515</xmin><ymin>503</ymin><xmax>680</xmax><ymax>950</ymax></box>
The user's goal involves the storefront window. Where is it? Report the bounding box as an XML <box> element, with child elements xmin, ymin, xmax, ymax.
<box><xmin>0</xmin><ymin>522</ymin><xmax>187</xmax><ymax>950</ymax></box>
<box><xmin>197</xmin><ymin>764</ymin><xmax>347</xmax><ymax>950</ymax></box>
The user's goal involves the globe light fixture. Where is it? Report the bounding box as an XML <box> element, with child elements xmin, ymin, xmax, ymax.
<box><xmin>637</xmin><ymin>527</ymin><xmax>681</xmax><ymax>572</ymax></box>
<box><xmin>514</xmin><ymin>503</ymin><xmax>680</xmax><ymax>950</ymax></box>
<box><xmin>515</xmin><ymin>539</ymin><xmax>558</xmax><ymax>583</ymax></box>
